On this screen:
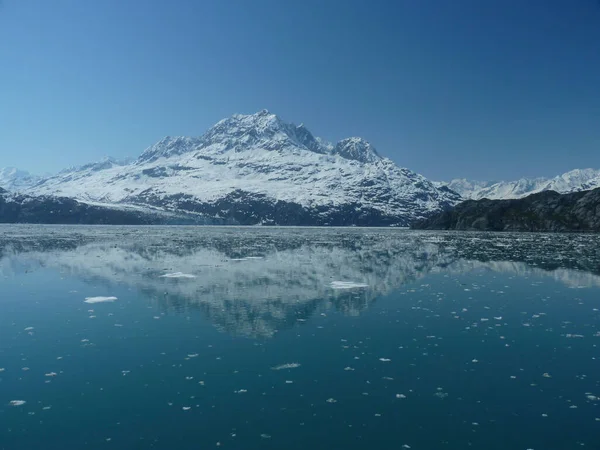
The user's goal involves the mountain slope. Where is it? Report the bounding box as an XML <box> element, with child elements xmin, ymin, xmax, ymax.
<box><xmin>440</xmin><ymin>169</ymin><xmax>600</xmax><ymax>200</ymax></box>
<box><xmin>25</xmin><ymin>110</ymin><xmax>460</xmax><ymax>226</ymax></box>
<box><xmin>412</xmin><ymin>187</ymin><xmax>600</xmax><ymax>232</ymax></box>
<box><xmin>0</xmin><ymin>167</ymin><xmax>42</xmax><ymax>192</ymax></box>
<box><xmin>0</xmin><ymin>187</ymin><xmax>209</xmax><ymax>225</ymax></box>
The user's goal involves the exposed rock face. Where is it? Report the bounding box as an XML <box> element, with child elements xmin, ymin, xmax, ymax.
<box><xmin>412</xmin><ymin>188</ymin><xmax>600</xmax><ymax>232</ymax></box>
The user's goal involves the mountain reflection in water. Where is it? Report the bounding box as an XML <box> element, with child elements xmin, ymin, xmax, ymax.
<box><xmin>1</xmin><ymin>225</ymin><xmax>600</xmax><ymax>337</ymax></box>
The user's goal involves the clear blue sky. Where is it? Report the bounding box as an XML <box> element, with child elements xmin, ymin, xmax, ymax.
<box><xmin>1</xmin><ymin>0</ymin><xmax>599</xmax><ymax>181</ymax></box>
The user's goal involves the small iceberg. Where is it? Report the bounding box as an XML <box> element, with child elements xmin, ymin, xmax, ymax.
<box><xmin>271</xmin><ymin>363</ymin><xmax>301</xmax><ymax>371</ymax></box>
<box><xmin>84</xmin><ymin>296</ymin><xmax>117</xmax><ymax>304</ymax></box>
<box><xmin>160</xmin><ymin>272</ymin><xmax>196</xmax><ymax>279</ymax></box>
<box><xmin>330</xmin><ymin>281</ymin><xmax>369</xmax><ymax>290</ymax></box>
<box><xmin>10</xmin><ymin>400</ymin><xmax>26</xmax><ymax>406</ymax></box>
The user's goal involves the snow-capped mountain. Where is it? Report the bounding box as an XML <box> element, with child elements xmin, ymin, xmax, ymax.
<box><xmin>439</xmin><ymin>168</ymin><xmax>600</xmax><ymax>200</ymax></box>
<box><xmin>0</xmin><ymin>167</ymin><xmax>42</xmax><ymax>192</ymax></box>
<box><xmin>25</xmin><ymin>110</ymin><xmax>461</xmax><ymax>226</ymax></box>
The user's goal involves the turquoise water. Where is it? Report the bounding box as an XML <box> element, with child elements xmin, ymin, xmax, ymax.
<box><xmin>1</xmin><ymin>226</ymin><xmax>599</xmax><ymax>449</ymax></box>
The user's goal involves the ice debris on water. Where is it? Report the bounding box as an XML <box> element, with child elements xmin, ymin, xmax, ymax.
<box><xmin>160</xmin><ymin>272</ymin><xmax>196</xmax><ymax>279</ymax></box>
<box><xmin>330</xmin><ymin>281</ymin><xmax>369</xmax><ymax>290</ymax></box>
<box><xmin>84</xmin><ymin>296</ymin><xmax>117</xmax><ymax>304</ymax></box>
<box><xmin>379</xmin><ymin>358</ymin><xmax>391</xmax><ymax>362</ymax></box>
<box><xmin>271</xmin><ymin>363</ymin><xmax>301</xmax><ymax>370</ymax></box>
<box><xmin>326</xmin><ymin>398</ymin><xmax>337</xmax><ymax>403</ymax></box>
<box><xmin>10</xmin><ymin>400</ymin><xmax>26</xmax><ymax>406</ymax></box>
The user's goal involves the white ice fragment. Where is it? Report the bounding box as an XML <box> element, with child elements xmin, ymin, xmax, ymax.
<box><xmin>330</xmin><ymin>281</ymin><xmax>368</xmax><ymax>290</ymax></box>
<box><xmin>271</xmin><ymin>363</ymin><xmax>301</xmax><ymax>370</ymax></box>
<box><xmin>24</xmin><ymin>327</ymin><xmax>34</xmax><ymax>331</ymax></box>
<box><xmin>45</xmin><ymin>372</ymin><xmax>57</xmax><ymax>377</ymax></box>
<box><xmin>187</xmin><ymin>354</ymin><xmax>199</xmax><ymax>358</ymax></box>
<box><xmin>235</xmin><ymin>389</ymin><xmax>247</xmax><ymax>394</ymax></box>
<box><xmin>182</xmin><ymin>406</ymin><xmax>191</xmax><ymax>411</ymax></box>
<box><xmin>379</xmin><ymin>358</ymin><xmax>391</xmax><ymax>362</ymax></box>
<box><xmin>84</xmin><ymin>296</ymin><xmax>117</xmax><ymax>304</ymax></box>
<box><xmin>396</xmin><ymin>394</ymin><xmax>406</xmax><ymax>399</ymax></box>
<box><xmin>10</xmin><ymin>400</ymin><xmax>26</xmax><ymax>406</ymax></box>
<box><xmin>326</xmin><ymin>398</ymin><xmax>337</xmax><ymax>403</ymax></box>
<box><xmin>160</xmin><ymin>272</ymin><xmax>196</xmax><ymax>279</ymax></box>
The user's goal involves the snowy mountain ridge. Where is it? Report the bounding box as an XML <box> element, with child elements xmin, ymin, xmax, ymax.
<box><xmin>0</xmin><ymin>167</ymin><xmax>42</xmax><ymax>192</ymax></box>
<box><xmin>439</xmin><ymin>168</ymin><xmax>600</xmax><ymax>200</ymax></box>
<box><xmin>21</xmin><ymin>110</ymin><xmax>461</xmax><ymax>226</ymax></box>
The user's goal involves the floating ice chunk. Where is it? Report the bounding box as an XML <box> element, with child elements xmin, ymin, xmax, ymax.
<box><xmin>45</xmin><ymin>372</ymin><xmax>57</xmax><ymax>377</ymax></box>
<box><xmin>330</xmin><ymin>281</ymin><xmax>369</xmax><ymax>290</ymax></box>
<box><xmin>379</xmin><ymin>358</ymin><xmax>391</xmax><ymax>362</ymax></box>
<box><xmin>84</xmin><ymin>296</ymin><xmax>117</xmax><ymax>304</ymax></box>
<box><xmin>235</xmin><ymin>389</ymin><xmax>247</xmax><ymax>394</ymax></box>
<box><xmin>160</xmin><ymin>272</ymin><xmax>196</xmax><ymax>279</ymax></box>
<box><xmin>471</xmin><ymin>359</ymin><xmax>479</xmax><ymax>363</ymax></box>
<box><xmin>271</xmin><ymin>363</ymin><xmax>301</xmax><ymax>370</ymax></box>
<box><xmin>542</xmin><ymin>373</ymin><xmax>552</xmax><ymax>378</ymax></box>
<box><xmin>182</xmin><ymin>406</ymin><xmax>191</xmax><ymax>411</ymax></box>
<box><xmin>187</xmin><ymin>353</ymin><xmax>199</xmax><ymax>358</ymax></box>
<box><xmin>24</xmin><ymin>327</ymin><xmax>34</xmax><ymax>331</ymax></box>
<box><xmin>285</xmin><ymin>380</ymin><xmax>293</xmax><ymax>384</ymax></box>
<box><xmin>586</xmin><ymin>395</ymin><xmax>598</xmax><ymax>401</ymax></box>
<box><xmin>260</xmin><ymin>434</ymin><xmax>271</xmax><ymax>439</ymax></box>
<box><xmin>0</xmin><ymin>368</ymin><xmax>5</xmax><ymax>372</ymax></box>
<box><xmin>10</xmin><ymin>400</ymin><xmax>26</xmax><ymax>406</ymax></box>
<box><xmin>344</xmin><ymin>367</ymin><xmax>355</xmax><ymax>371</ymax></box>
<box><xmin>326</xmin><ymin>398</ymin><xmax>337</xmax><ymax>403</ymax></box>
<box><xmin>396</xmin><ymin>394</ymin><xmax>406</xmax><ymax>399</ymax></box>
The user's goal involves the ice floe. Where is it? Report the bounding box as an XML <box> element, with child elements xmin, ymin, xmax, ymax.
<box><xmin>330</xmin><ymin>281</ymin><xmax>369</xmax><ymax>289</ymax></box>
<box><xmin>84</xmin><ymin>296</ymin><xmax>117</xmax><ymax>304</ymax></box>
<box><xmin>271</xmin><ymin>363</ymin><xmax>301</xmax><ymax>370</ymax></box>
<box><xmin>10</xmin><ymin>400</ymin><xmax>26</xmax><ymax>406</ymax></box>
<box><xmin>160</xmin><ymin>272</ymin><xmax>196</xmax><ymax>279</ymax></box>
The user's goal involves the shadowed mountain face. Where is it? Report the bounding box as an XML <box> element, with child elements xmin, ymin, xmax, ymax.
<box><xmin>413</xmin><ymin>188</ymin><xmax>600</xmax><ymax>232</ymax></box>
<box><xmin>2</xmin><ymin>226</ymin><xmax>600</xmax><ymax>337</ymax></box>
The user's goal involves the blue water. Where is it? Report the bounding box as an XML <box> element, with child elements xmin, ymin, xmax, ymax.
<box><xmin>0</xmin><ymin>226</ymin><xmax>599</xmax><ymax>449</ymax></box>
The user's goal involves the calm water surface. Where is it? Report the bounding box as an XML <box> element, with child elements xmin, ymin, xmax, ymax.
<box><xmin>1</xmin><ymin>226</ymin><xmax>599</xmax><ymax>449</ymax></box>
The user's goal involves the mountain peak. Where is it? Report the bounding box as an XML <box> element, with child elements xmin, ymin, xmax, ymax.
<box><xmin>333</xmin><ymin>137</ymin><xmax>381</xmax><ymax>164</ymax></box>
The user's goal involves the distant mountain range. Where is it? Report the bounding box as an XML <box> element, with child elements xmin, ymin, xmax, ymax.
<box><xmin>0</xmin><ymin>110</ymin><xmax>460</xmax><ymax>226</ymax></box>
<box><xmin>413</xmin><ymin>187</ymin><xmax>600</xmax><ymax>232</ymax></box>
<box><xmin>436</xmin><ymin>169</ymin><xmax>600</xmax><ymax>200</ymax></box>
